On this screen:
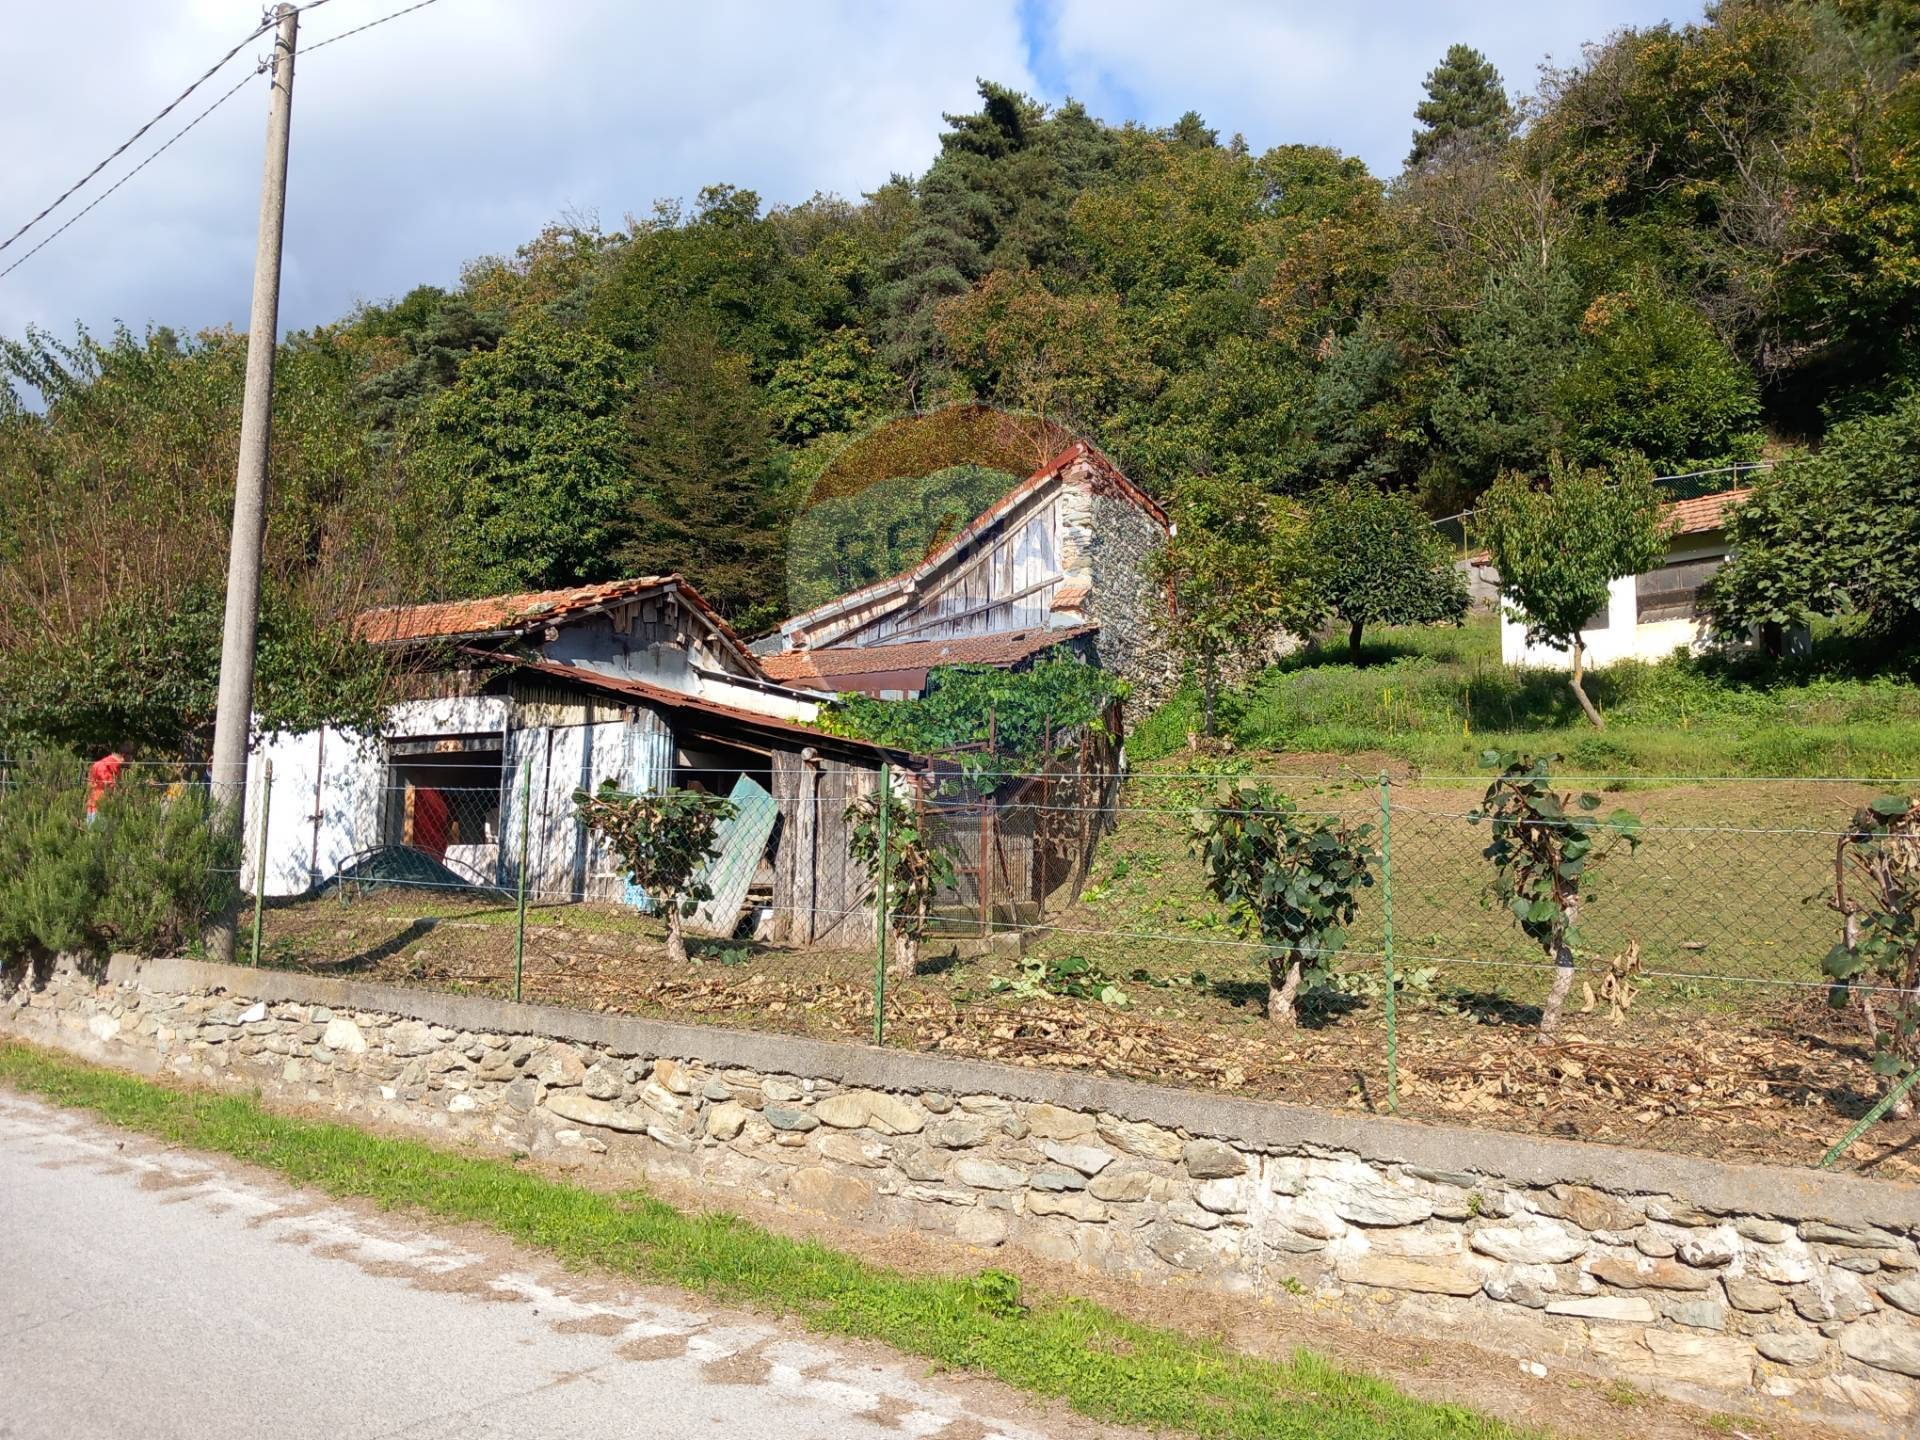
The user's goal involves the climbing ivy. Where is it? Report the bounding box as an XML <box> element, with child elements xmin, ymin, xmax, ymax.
<box><xmin>1825</xmin><ymin>793</ymin><xmax>1920</xmax><ymax>1089</ymax></box>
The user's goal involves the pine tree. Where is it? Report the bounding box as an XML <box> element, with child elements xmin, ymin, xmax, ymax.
<box><xmin>1406</xmin><ymin>45</ymin><xmax>1512</xmax><ymax>168</ymax></box>
<box><xmin>619</xmin><ymin>323</ymin><xmax>789</xmax><ymax>630</ymax></box>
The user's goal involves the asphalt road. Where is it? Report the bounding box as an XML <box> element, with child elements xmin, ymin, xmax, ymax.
<box><xmin>0</xmin><ymin>1090</ymin><xmax>1099</xmax><ymax>1440</ymax></box>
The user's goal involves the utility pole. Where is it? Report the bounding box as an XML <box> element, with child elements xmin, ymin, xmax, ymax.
<box><xmin>208</xmin><ymin>4</ymin><xmax>299</xmax><ymax>963</ymax></box>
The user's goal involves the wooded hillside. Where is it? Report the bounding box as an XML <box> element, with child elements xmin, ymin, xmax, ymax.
<box><xmin>3</xmin><ymin>0</ymin><xmax>1915</xmax><ymax>752</ymax></box>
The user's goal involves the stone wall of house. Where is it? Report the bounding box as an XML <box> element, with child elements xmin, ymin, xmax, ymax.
<box><xmin>1082</xmin><ymin>489</ymin><xmax>1179</xmax><ymax>713</ymax></box>
<box><xmin>7</xmin><ymin>953</ymin><xmax>1920</xmax><ymax>1433</ymax></box>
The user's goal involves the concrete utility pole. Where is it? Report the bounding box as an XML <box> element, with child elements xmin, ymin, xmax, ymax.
<box><xmin>208</xmin><ymin>4</ymin><xmax>299</xmax><ymax>963</ymax></box>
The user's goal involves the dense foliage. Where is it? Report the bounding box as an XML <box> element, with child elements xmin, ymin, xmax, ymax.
<box><xmin>821</xmin><ymin>659</ymin><xmax>1126</xmax><ymax>784</ymax></box>
<box><xmin>1293</xmin><ymin>483</ymin><xmax>1469</xmax><ymax>660</ymax></box>
<box><xmin>1713</xmin><ymin>394</ymin><xmax>1920</xmax><ymax>642</ymax></box>
<box><xmin>1189</xmin><ymin>783</ymin><xmax>1378</xmax><ymax>1025</ymax></box>
<box><xmin>573</xmin><ymin>783</ymin><xmax>737</xmax><ymax>966</ymax></box>
<box><xmin>1471</xmin><ymin>752</ymin><xmax>1642</xmax><ymax>1040</ymax></box>
<box><xmin>0</xmin><ymin>754</ymin><xmax>240</xmax><ymax>965</ymax></box>
<box><xmin>6</xmin><ymin>4</ymin><xmax>1919</xmax><ymax>751</ymax></box>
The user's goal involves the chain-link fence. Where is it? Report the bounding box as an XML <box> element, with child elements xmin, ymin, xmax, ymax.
<box><xmin>4</xmin><ymin>752</ymin><xmax>1914</xmax><ymax>1173</ymax></box>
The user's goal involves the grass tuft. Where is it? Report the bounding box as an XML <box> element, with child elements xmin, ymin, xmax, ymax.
<box><xmin>0</xmin><ymin>1040</ymin><xmax>1534</xmax><ymax>1440</ymax></box>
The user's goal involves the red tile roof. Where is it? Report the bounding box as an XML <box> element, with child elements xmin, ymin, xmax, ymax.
<box><xmin>761</xmin><ymin>625</ymin><xmax>1096</xmax><ymax>690</ymax></box>
<box><xmin>357</xmin><ymin>575</ymin><xmax>755</xmax><ymax>667</ymax></box>
<box><xmin>1666</xmin><ymin>487</ymin><xmax>1749</xmax><ymax>536</ymax></box>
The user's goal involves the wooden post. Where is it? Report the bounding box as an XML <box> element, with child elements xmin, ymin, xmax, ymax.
<box><xmin>873</xmin><ymin>764</ymin><xmax>891</xmax><ymax>1046</ymax></box>
<box><xmin>249</xmin><ymin>759</ymin><xmax>272</xmax><ymax>966</ymax></box>
<box><xmin>513</xmin><ymin>756</ymin><xmax>532</xmax><ymax>1004</ymax></box>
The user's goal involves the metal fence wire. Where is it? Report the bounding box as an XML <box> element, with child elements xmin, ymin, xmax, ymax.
<box><xmin>5</xmin><ymin>755</ymin><xmax>1916</xmax><ymax>1170</ymax></box>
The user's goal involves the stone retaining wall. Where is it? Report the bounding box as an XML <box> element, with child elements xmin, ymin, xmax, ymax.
<box><xmin>7</xmin><ymin>954</ymin><xmax>1920</xmax><ymax>1433</ymax></box>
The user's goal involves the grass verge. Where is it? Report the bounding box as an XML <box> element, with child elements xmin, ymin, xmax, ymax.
<box><xmin>0</xmin><ymin>1040</ymin><xmax>1532</xmax><ymax>1440</ymax></box>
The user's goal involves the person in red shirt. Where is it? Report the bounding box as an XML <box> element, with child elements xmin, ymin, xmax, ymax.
<box><xmin>85</xmin><ymin>752</ymin><xmax>125</xmax><ymax>823</ymax></box>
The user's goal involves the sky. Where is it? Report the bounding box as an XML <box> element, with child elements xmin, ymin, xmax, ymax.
<box><xmin>0</xmin><ymin>0</ymin><xmax>1706</xmax><ymax>345</ymax></box>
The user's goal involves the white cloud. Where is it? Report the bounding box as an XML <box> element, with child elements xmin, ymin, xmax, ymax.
<box><xmin>0</xmin><ymin>0</ymin><xmax>1702</xmax><ymax>344</ymax></box>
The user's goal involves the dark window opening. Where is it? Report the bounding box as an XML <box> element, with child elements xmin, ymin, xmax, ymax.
<box><xmin>383</xmin><ymin>737</ymin><xmax>505</xmax><ymax>880</ymax></box>
<box><xmin>1637</xmin><ymin>554</ymin><xmax>1724</xmax><ymax>625</ymax></box>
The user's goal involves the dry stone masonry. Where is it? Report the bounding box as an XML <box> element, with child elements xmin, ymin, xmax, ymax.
<box><xmin>7</xmin><ymin>953</ymin><xmax>1920</xmax><ymax>1434</ymax></box>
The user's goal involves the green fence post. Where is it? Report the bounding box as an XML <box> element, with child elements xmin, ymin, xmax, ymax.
<box><xmin>513</xmin><ymin>756</ymin><xmax>532</xmax><ymax>1005</ymax></box>
<box><xmin>249</xmin><ymin>758</ymin><xmax>272</xmax><ymax>966</ymax></box>
<box><xmin>1380</xmin><ymin>770</ymin><xmax>1397</xmax><ymax>1115</ymax></box>
<box><xmin>1818</xmin><ymin>1064</ymin><xmax>1920</xmax><ymax>1169</ymax></box>
<box><xmin>874</xmin><ymin>762</ymin><xmax>892</xmax><ymax>1046</ymax></box>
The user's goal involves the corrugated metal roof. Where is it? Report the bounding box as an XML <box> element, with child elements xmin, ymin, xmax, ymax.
<box><xmin>487</xmin><ymin>654</ymin><xmax>915</xmax><ymax>762</ymax></box>
<box><xmin>760</xmin><ymin>625</ymin><xmax>1097</xmax><ymax>689</ymax></box>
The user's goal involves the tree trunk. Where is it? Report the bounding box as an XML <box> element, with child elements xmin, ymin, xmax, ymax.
<box><xmin>665</xmin><ymin>905</ymin><xmax>688</xmax><ymax>967</ymax></box>
<box><xmin>1537</xmin><ymin>900</ymin><xmax>1578</xmax><ymax>1042</ymax></box>
<box><xmin>890</xmin><ymin>928</ymin><xmax>920</xmax><ymax>981</ymax></box>
<box><xmin>1348</xmin><ymin>618</ymin><xmax>1365</xmax><ymax>663</ymax></box>
<box><xmin>1201</xmin><ymin>665</ymin><xmax>1219</xmax><ymax>738</ymax></box>
<box><xmin>1568</xmin><ymin>638</ymin><xmax>1605</xmax><ymax>730</ymax></box>
<box><xmin>1267</xmin><ymin>954</ymin><xmax>1302</xmax><ymax>1026</ymax></box>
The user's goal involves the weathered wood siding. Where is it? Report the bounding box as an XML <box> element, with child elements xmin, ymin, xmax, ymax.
<box><xmin>767</xmin><ymin>753</ymin><xmax>883</xmax><ymax>947</ymax></box>
<box><xmin>854</xmin><ymin>490</ymin><xmax>1067</xmax><ymax>645</ymax></box>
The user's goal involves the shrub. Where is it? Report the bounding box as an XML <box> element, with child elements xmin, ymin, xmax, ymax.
<box><xmin>845</xmin><ymin>787</ymin><xmax>955</xmax><ymax>978</ymax></box>
<box><xmin>574</xmin><ymin>784</ymin><xmax>736</xmax><ymax>965</ymax></box>
<box><xmin>0</xmin><ymin>754</ymin><xmax>236</xmax><ymax>970</ymax></box>
<box><xmin>1189</xmin><ymin>783</ymin><xmax>1377</xmax><ymax>1026</ymax></box>
<box><xmin>1471</xmin><ymin>751</ymin><xmax>1642</xmax><ymax>1041</ymax></box>
<box><xmin>1825</xmin><ymin>794</ymin><xmax>1920</xmax><ymax>1108</ymax></box>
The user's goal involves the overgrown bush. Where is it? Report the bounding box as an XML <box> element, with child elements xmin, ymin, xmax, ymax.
<box><xmin>0</xmin><ymin>753</ymin><xmax>239</xmax><ymax>972</ymax></box>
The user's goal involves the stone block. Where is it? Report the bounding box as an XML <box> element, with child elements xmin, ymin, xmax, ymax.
<box><xmin>704</xmin><ymin>1100</ymin><xmax>747</xmax><ymax>1141</ymax></box>
<box><xmin>1838</xmin><ymin>1319</ymin><xmax>1920</xmax><ymax>1378</ymax></box>
<box><xmin>1558</xmin><ymin>1185</ymin><xmax>1642</xmax><ymax>1233</ymax></box>
<box><xmin>1725</xmin><ymin>1276</ymin><xmax>1783</xmax><ymax>1313</ymax></box>
<box><xmin>812</xmin><ymin>1088</ymin><xmax>925</xmax><ymax>1135</ymax></box>
<box><xmin>1024</xmin><ymin>1103</ymin><xmax>1097</xmax><ymax>1141</ymax></box>
<box><xmin>1788</xmin><ymin>1271</ymin><xmax>1876</xmax><ymax>1324</ymax></box>
<box><xmin>1801</xmin><ymin>1220</ymin><xmax>1902</xmax><ymax>1249</ymax></box>
<box><xmin>1149</xmin><ymin>1224</ymin><xmax>1221</xmax><ymax>1272</ymax></box>
<box><xmin>1182</xmin><ymin>1138</ymin><xmax>1244</xmax><ymax>1179</ymax></box>
<box><xmin>1586</xmin><ymin>1256</ymin><xmax>1713</xmax><ymax>1292</ymax></box>
<box><xmin>1546</xmin><ymin>1296</ymin><xmax>1658</xmax><ymax>1322</ymax></box>
<box><xmin>529</xmin><ymin>1043</ymin><xmax>587</xmax><ymax>1088</ymax></box>
<box><xmin>816</xmin><ymin>1131</ymin><xmax>887</xmax><ymax>1168</ymax></box>
<box><xmin>764</xmin><ymin>1106</ymin><xmax>818</xmax><ymax>1132</ymax></box>
<box><xmin>929</xmin><ymin>1116</ymin><xmax>998</xmax><ymax>1149</ymax></box>
<box><xmin>322</xmin><ymin>1017</ymin><xmax>367</xmax><ymax>1054</ymax></box>
<box><xmin>1029</xmin><ymin>1166</ymin><xmax>1086</xmax><ymax>1192</ymax></box>
<box><xmin>1097</xmin><ymin>1116</ymin><xmax>1184</xmax><ymax>1162</ymax></box>
<box><xmin>1039</xmin><ymin>1141</ymin><xmax>1114</xmax><ymax>1176</ymax></box>
<box><xmin>953</xmin><ymin>1158</ymin><xmax>1026</xmax><ymax>1191</ymax></box>
<box><xmin>582</xmin><ymin>1063</ymin><xmax>622</xmax><ymax>1100</ymax></box>
<box><xmin>1336</xmin><ymin>1254</ymin><xmax>1483</xmax><ymax>1297</ymax></box>
<box><xmin>1470</xmin><ymin>1219</ymin><xmax>1585</xmax><ymax>1265</ymax></box>
<box><xmin>1755</xmin><ymin>1331</ymin><xmax>1826</xmax><ymax>1367</ymax></box>
<box><xmin>1027</xmin><ymin>1190</ymin><xmax>1108</xmax><ymax>1223</ymax></box>
<box><xmin>955</xmin><ymin>1209</ymin><xmax>1008</xmax><ymax>1247</ymax></box>
<box><xmin>1195</xmin><ymin>1177</ymin><xmax>1248</xmax><ymax>1215</ymax></box>
<box><xmin>788</xmin><ymin>1166</ymin><xmax>873</xmax><ymax>1216</ymax></box>
<box><xmin>543</xmin><ymin>1090</ymin><xmax>648</xmax><ymax>1133</ymax></box>
<box><xmin>1088</xmin><ymin>1168</ymin><xmax>1153</xmax><ymax>1203</ymax></box>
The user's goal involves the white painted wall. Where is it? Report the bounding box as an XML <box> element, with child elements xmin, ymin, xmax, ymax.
<box><xmin>240</xmin><ymin>726</ymin><xmax>385</xmax><ymax>897</ymax></box>
<box><xmin>1498</xmin><ymin>540</ymin><xmax>1729</xmax><ymax>672</ymax></box>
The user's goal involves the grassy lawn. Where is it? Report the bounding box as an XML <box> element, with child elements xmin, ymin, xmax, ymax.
<box><xmin>1129</xmin><ymin>617</ymin><xmax>1920</xmax><ymax>778</ymax></box>
<box><xmin>0</xmin><ymin>1041</ymin><xmax>1534</xmax><ymax>1440</ymax></box>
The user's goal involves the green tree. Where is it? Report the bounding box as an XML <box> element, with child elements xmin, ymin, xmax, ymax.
<box><xmin>1156</xmin><ymin>475</ymin><xmax>1305</xmax><ymax>737</ymax></box>
<box><xmin>1190</xmin><ymin>783</ymin><xmax>1377</xmax><ymax>1025</ymax></box>
<box><xmin>574</xmin><ymin>784</ymin><xmax>737</xmax><ymax>967</ymax></box>
<box><xmin>1553</xmin><ymin>285</ymin><xmax>1763</xmax><ymax>474</ymax></box>
<box><xmin>1478</xmin><ymin>456</ymin><xmax>1670</xmax><ymax>728</ymax></box>
<box><xmin>619</xmin><ymin>324</ymin><xmax>790</xmax><ymax>629</ymax></box>
<box><xmin>1407</xmin><ymin>44</ymin><xmax>1513</xmax><ymax>168</ymax></box>
<box><xmin>421</xmin><ymin>323</ymin><xmax>633</xmax><ymax>595</ymax></box>
<box><xmin>1299</xmin><ymin>483</ymin><xmax>1468</xmax><ymax>660</ymax></box>
<box><xmin>1711</xmin><ymin>393</ymin><xmax>1920</xmax><ymax>643</ymax></box>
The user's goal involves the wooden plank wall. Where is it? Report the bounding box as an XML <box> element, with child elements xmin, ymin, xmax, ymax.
<box><xmin>768</xmin><ymin>753</ymin><xmax>881</xmax><ymax>947</ymax></box>
<box><xmin>864</xmin><ymin>494</ymin><xmax>1064</xmax><ymax>644</ymax></box>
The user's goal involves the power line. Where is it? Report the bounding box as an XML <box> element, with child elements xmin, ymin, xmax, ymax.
<box><xmin>0</xmin><ymin>0</ymin><xmax>441</xmax><ymax>285</ymax></box>
<box><xmin>304</xmin><ymin>0</ymin><xmax>447</xmax><ymax>54</ymax></box>
<box><xmin>0</xmin><ymin>70</ymin><xmax>263</xmax><ymax>283</ymax></box>
<box><xmin>0</xmin><ymin>14</ymin><xmax>287</xmax><ymax>256</ymax></box>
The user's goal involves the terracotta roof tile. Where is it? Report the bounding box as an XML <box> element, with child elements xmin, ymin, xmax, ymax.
<box><xmin>760</xmin><ymin>625</ymin><xmax>1097</xmax><ymax>689</ymax></box>
<box><xmin>357</xmin><ymin>574</ymin><xmax>755</xmax><ymax>667</ymax></box>
<box><xmin>1665</xmin><ymin>487</ymin><xmax>1749</xmax><ymax>536</ymax></box>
